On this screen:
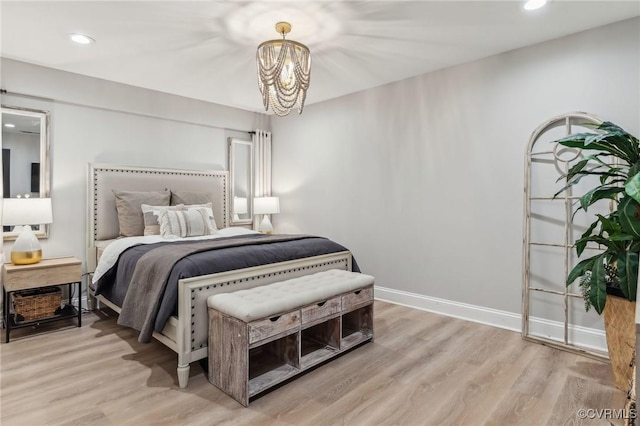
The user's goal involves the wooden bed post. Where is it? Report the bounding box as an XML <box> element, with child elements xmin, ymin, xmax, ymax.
<box><xmin>177</xmin><ymin>365</ymin><xmax>190</xmax><ymax>388</ymax></box>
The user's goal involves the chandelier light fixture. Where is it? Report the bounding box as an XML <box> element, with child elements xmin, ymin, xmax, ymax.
<box><xmin>256</xmin><ymin>22</ymin><xmax>311</xmax><ymax>116</ymax></box>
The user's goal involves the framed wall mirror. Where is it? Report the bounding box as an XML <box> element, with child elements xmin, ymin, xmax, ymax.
<box><xmin>2</xmin><ymin>105</ymin><xmax>51</xmax><ymax>240</ymax></box>
<box><xmin>228</xmin><ymin>138</ymin><xmax>253</xmax><ymax>225</ymax></box>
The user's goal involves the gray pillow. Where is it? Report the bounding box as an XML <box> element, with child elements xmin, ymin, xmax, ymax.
<box><xmin>170</xmin><ymin>191</ymin><xmax>215</xmax><ymax>206</ymax></box>
<box><xmin>113</xmin><ymin>189</ymin><xmax>171</xmax><ymax>237</ymax></box>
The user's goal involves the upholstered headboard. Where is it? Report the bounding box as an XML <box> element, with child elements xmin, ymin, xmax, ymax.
<box><xmin>87</xmin><ymin>163</ymin><xmax>228</xmax><ymax>272</ymax></box>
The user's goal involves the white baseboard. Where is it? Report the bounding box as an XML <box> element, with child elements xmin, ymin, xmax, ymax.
<box><xmin>374</xmin><ymin>286</ymin><xmax>607</xmax><ymax>353</ymax></box>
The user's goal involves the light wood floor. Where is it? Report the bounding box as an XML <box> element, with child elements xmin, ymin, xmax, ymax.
<box><xmin>0</xmin><ymin>301</ymin><xmax>626</xmax><ymax>426</ymax></box>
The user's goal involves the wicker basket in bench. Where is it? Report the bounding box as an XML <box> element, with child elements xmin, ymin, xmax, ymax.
<box><xmin>12</xmin><ymin>286</ymin><xmax>61</xmax><ymax>322</ymax></box>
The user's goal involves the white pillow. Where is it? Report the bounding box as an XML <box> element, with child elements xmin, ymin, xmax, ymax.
<box><xmin>159</xmin><ymin>208</ymin><xmax>217</xmax><ymax>238</ymax></box>
<box><xmin>141</xmin><ymin>204</ymin><xmax>185</xmax><ymax>236</ymax></box>
<box><xmin>182</xmin><ymin>202</ymin><xmax>218</xmax><ymax>231</ymax></box>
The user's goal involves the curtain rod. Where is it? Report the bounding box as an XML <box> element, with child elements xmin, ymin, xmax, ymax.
<box><xmin>0</xmin><ymin>89</ymin><xmax>253</xmax><ymax>134</ymax></box>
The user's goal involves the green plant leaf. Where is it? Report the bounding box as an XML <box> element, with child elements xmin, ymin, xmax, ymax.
<box><xmin>599</xmin><ymin>213</ymin><xmax>623</xmax><ymax>234</ymax></box>
<box><xmin>571</xmin><ymin>170</ymin><xmax>626</xmax><ymax>180</ymax></box>
<box><xmin>601</xmin><ymin>169</ymin><xmax>626</xmax><ymax>185</ymax></box>
<box><xmin>580</xmin><ymin>187</ymin><xmax>625</xmax><ymax>211</ymax></box>
<box><xmin>567</xmin><ymin>255</ymin><xmax>598</xmax><ymax>285</ymax></box>
<box><xmin>617</xmin><ymin>252</ymin><xmax>638</xmax><ymax>301</ymax></box>
<box><xmin>598</xmin><ymin>121</ymin><xmax>640</xmax><ymax>159</ymax></box>
<box><xmin>574</xmin><ymin>234</ymin><xmax>622</xmax><ymax>253</ymax></box>
<box><xmin>555</xmin><ymin>172</ymin><xmax>625</xmax><ymax>199</ymax></box>
<box><xmin>625</xmin><ymin>171</ymin><xmax>640</xmax><ymax>204</ymax></box>
<box><xmin>563</xmin><ymin>172</ymin><xmax>628</xmax><ymax>196</ymax></box>
<box><xmin>565</xmin><ymin>158</ymin><xmax>617</xmax><ymax>181</ymax></box>
<box><xmin>585</xmin><ymin>133</ymin><xmax>637</xmax><ymax>163</ymax></box>
<box><xmin>565</xmin><ymin>158</ymin><xmax>589</xmax><ymax>180</ymax></box>
<box><xmin>575</xmin><ymin>221</ymin><xmax>599</xmax><ymax>256</ymax></box>
<box><xmin>554</xmin><ymin>180</ymin><xmax>581</xmax><ymax>198</ymax></box>
<box><xmin>609</xmin><ymin>234</ymin><xmax>635</xmax><ymax>241</ymax></box>
<box><xmin>555</xmin><ymin>132</ymin><xmax>592</xmax><ymax>147</ymax></box>
<box><xmin>592</xmin><ymin>153</ymin><xmax>619</xmax><ymax>168</ymax></box>
<box><xmin>598</xmin><ymin>121</ymin><xmax>627</xmax><ymax>135</ymax></box>
<box><xmin>589</xmin><ymin>256</ymin><xmax>607</xmax><ymax>314</ymax></box>
<box><xmin>619</xmin><ymin>196</ymin><xmax>640</xmax><ymax>238</ymax></box>
<box><xmin>556</xmin><ymin>154</ymin><xmax>613</xmax><ymax>183</ymax></box>
<box><xmin>558</xmin><ymin>136</ymin><xmax>628</xmax><ymax>160</ymax></box>
<box><xmin>628</xmin><ymin>162</ymin><xmax>640</xmax><ymax>179</ymax></box>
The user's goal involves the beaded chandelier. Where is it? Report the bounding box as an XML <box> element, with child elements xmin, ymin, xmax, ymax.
<box><xmin>256</xmin><ymin>22</ymin><xmax>311</xmax><ymax>116</ymax></box>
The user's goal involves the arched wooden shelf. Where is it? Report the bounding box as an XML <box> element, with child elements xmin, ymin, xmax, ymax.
<box><xmin>522</xmin><ymin>112</ymin><xmax>609</xmax><ymax>361</ymax></box>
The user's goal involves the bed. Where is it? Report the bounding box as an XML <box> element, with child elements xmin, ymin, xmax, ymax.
<box><xmin>86</xmin><ymin>164</ymin><xmax>354</xmax><ymax>388</ymax></box>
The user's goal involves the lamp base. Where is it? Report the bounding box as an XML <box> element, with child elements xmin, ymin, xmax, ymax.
<box><xmin>10</xmin><ymin>225</ymin><xmax>43</xmax><ymax>265</ymax></box>
<box><xmin>259</xmin><ymin>215</ymin><xmax>274</xmax><ymax>234</ymax></box>
<box><xmin>11</xmin><ymin>250</ymin><xmax>43</xmax><ymax>265</ymax></box>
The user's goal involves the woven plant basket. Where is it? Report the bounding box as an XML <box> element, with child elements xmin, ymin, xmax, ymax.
<box><xmin>603</xmin><ymin>294</ymin><xmax>636</xmax><ymax>391</ymax></box>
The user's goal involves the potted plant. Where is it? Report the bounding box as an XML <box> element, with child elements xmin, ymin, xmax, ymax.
<box><xmin>556</xmin><ymin>121</ymin><xmax>640</xmax><ymax>390</ymax></box>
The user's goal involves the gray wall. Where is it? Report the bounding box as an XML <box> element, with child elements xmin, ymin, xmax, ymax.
<box><xmin>270</xmin><ymin>18</ymin><xmax>640</xmax><ymax>328</ymax></box>
<box><xmin>0</xmin><ymin>58</ymin><xmax>269</xmax><ymax>268</ymax></box>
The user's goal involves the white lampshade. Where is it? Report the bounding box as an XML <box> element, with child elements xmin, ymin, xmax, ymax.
<box><xmin>2</xmin><ymin>198</ymin><xmax>53</xmax><ymax>264</ymax></box>
<box><xmin>233</xmin><ymin>197</ymin><xmax>248</xmax><ymax>215</ymax></box>
<box><xmin>253</xmin><ymin>197</ymin><xmax>280</xmax><ymax>215</ymax></box>
<box><xmin>253</xmin><ymin>197</ymin><xmax>279</xmax><ymax>234</ymax></box>
<box><xmin>2</xmin><ymin>198</ymin><xmax>53</xmax><ymax>226</ymax></box>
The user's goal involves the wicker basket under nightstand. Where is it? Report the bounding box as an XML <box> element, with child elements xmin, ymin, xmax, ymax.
<box><xmin>2</xmin><ymin>257</ymin><xmax>82</xmax><ymax>342</ymax></box>
<box><xmin>12</xmin><ymin>286</ymin><xmax>62</xmax><ymax>322</ymax></box>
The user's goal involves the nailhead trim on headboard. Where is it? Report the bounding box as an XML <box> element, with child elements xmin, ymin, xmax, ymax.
<box><xmin>91</xmin><ymin>164</ymin><xmax>228</xmax><ymax>242</ymax></box>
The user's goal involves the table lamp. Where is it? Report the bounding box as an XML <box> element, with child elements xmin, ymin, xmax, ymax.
<box><xmin>253</xmin><ymin>197</ymin><xmax>279</xmax><ymax>234</ymax></box>
<box><xmin>2</xmin><ymin>198</ymin><xmax>53</xmax><ymax>264</ymax></box>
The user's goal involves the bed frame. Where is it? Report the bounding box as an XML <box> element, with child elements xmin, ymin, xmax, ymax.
<box><xmin>87</xmin><ymin>164</ymin><xmax>353</xmax><ymax>388</ymax></box>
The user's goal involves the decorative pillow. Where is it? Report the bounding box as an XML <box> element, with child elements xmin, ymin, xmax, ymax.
<box><xmin>170</xmin><ymin>191</ymin><xmax>214</xmax><ymax>206</ymax></box>
<box><xmin>141</xmin><ymin>204</ymin><xmax>185</xmax><ymax>236</ymax></box>
<box><xmin>113</xmin><ymin>190</ymin><xmax>170</xmax><ymax>237</ymax></box>
<box><xmin>159</xmin><ymin>208</ymin><xmax>217</xmax><ymax>238</ymax></box>
<box><xmin>184</xmin><ymin>202</ymin><xmax>218</xmax><ymax>230</ymax></box>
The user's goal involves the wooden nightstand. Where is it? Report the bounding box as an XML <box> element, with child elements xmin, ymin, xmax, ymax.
<box><xmin>2</xmin><ymin>257</ymin><xmax>82</xmax><ymax>342</ymax></box>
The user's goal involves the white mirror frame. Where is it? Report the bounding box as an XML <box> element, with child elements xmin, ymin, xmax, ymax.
<box><xmin>2</xmin><ymin>105</ymin><xmax>51</xmax><ymax>240</ymax></box>
<box><xmin>228</xmin><ymin>138</ymin><xmax>253</xmax><ymax>226</ymax></box>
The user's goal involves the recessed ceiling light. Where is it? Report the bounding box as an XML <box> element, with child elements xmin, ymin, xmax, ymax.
<box><xmin>524</xmin><ymin>0</ymin><xmax>547</xmax><ymax>10</ymax></box>
<box><xmin>4</xmin><ymin>123</ymin><xmax>15</xmax><ymax>128</ymax></box>
<box><xmin>70</xmin><ymin>33</ymin><xmax>95</xmax><ymax>45</ymax></box>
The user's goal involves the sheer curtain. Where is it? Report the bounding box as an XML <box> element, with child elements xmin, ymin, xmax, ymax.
<box><xmin>252</xmin><ymin>130</ymin><xmax>272</xmax><ymax>230</ymax></box>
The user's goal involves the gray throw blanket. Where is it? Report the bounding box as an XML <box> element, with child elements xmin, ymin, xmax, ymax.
<box><xmin>118</xmin><ymin>234</ymin><xmax>312</xmax><ymax>342</ymax></box>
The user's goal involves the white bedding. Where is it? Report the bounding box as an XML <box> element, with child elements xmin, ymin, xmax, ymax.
<box><xmin>92</xmin><ymin>227</ymin><xmax>260</xmax><ymax>284</ymax></box>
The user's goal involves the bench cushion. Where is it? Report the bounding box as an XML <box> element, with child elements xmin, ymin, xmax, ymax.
<box><xmin>207</xmin><ymin>269</ymin><xmax>374</xmax><ymax>322</ymax></box>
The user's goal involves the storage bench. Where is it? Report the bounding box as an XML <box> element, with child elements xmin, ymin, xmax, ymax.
<box><xmin>207</xmin><ymin>269</ymin><xmax>375</xmax><ymax>406</ymax></box>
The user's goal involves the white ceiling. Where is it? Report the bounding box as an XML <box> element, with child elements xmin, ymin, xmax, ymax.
<box><xmin>1</xmin><ymin>1</ymin><xmax>639</xmax><ymax>114</ymax></box>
